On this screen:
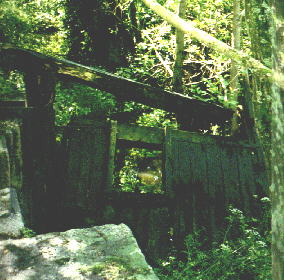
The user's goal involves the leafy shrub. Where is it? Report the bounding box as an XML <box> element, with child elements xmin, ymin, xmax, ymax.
<box><xmin>155</xmin><ymin>201</ymin><xmax>271</xmax><ymax>280</ymax></box>
<box><xmin>0</xmin><ymin>72</ymin><xmax>25</xmax><ymax>100</ymax></box>
<box><xmin>54</xmin><ymin>83</ymin><xmax>116</xmax><ymax>126</ymax></box>
<box><xmin>116</xmin><ymin>148</ymin><xmax>163</xmax><ymax>194</ymax></box>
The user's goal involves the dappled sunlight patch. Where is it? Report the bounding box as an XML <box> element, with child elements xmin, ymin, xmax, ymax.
<box><xmin>59</xmin><ymin>262</ymin><xmax>84</xmax><ymax>278</ymax></box>
<box><xmin>65</xmin><ymin>239</ymin><xmax>84</xmax><ymax>253</ymax></box>
<box><xmin>79</xmin><ymin>257</ymin><xmax>152</xmax><ymax>280</ymax></box>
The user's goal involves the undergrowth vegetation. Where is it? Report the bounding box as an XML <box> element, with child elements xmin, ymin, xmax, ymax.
<box><xmin>155</xmin><ymin>199</ymin><xmax>271</xmax><ymax>280</ymax></box>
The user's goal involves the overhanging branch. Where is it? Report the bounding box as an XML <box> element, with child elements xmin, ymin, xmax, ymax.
<box><xmin>141</xmin><ymin>0</ymin><xmax>284</xmax><ymax>88</ymax></box>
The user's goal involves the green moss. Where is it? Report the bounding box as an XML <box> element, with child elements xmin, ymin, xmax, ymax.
<box><xmin>54</xmin><ymin>257</ymin><xmax>70</xmax><ymax>266</ymax></box>
<box><xmin>20</xmin><ymin>227</ymin><xmax>37</xmax><ymax>238</ymax></box>
<box><xmin>79</xmin><ymin>263</ymin><xmax>105</xmax><ymax>275</ymax></box>
<box><xmin>105</xmin><ymin>256</ymin><xmax>151</xmax><ymax>275</ymax></box>
<box><xmin>79</xmin><ymin>256</ymin><xmax>151</xmax><ymax>279</ymax></box>
<box><xmin>0</xmin><ymin>121</ymin><xmax>19</xmax><ymax>130</ymax></box>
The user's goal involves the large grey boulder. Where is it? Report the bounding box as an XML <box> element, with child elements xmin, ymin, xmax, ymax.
<box><xmin>0</xmin><ymin>224</ymin><xmax>159</xmax><ymax>280</ymax></box>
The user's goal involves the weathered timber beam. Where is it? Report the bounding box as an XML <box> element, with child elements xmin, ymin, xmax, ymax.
<box><xmin>0</xmin><ymin>107</ymin><xmax>34</xmax><ymax>119</ymax></box>
<box><xmin>166</xmin><ymin>127</ymin><xmax>260</xmax><ymax>149</ymax></box>
<box><xmin>0</xmin><ymin>46</ymin><xmax>56</xmax><ymax>107</ymax></box>
<box><xmin>56</xmin><ymin>62</ymin><xmax>233</xmax><ymax>125</ymax></box>
<box><xmin>0</xmin><ymin>101</ymin><xmax>25</xmax><ymax>107</ymax></box>
<box><xmin>0</xmin><ymin>46</ymin><xmax>233</xmax><ymax>124</ymax></box>
<box><xmin>117</xmin><ymin>123</ymin><xmax>258</xmax><ymax>149</ymax></box>
<box><xmin>117</xmin><ymin>123</ymin><xmax>164</xmax><ymax>148</ymax></box>
<box><xmin>106</xmin><ymin>192</ymin><xmax>170</xmax><ymax>208</ymax></box>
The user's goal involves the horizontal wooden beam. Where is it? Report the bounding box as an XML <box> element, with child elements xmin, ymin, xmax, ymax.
<box><xmin>116</xmin><ymin>123</ymin><xmax>259</xmax><ymax>149</ymax></box>
<box><xmin>0</xmin><ymin>101</ymin><xmax>26</xmax><ymax>107</ymax></box>
<box><xmin>117</xmin><ymin>123</ymin><xmax>164</xmax><ymax>147</ymax></box>
<box><xmin>0</xmin><ymin>46</ymin><xmax>233</xmax><ymax>125</ymax></box>
<box><xmin>106</xmin><ymin>192</ymin><xmax>170</xmax><ymax>207</ymax></box>
<box><xmin>0</xmin><ymin>107</ymin><xmax>32</xmax><ymax>119</ymax></box>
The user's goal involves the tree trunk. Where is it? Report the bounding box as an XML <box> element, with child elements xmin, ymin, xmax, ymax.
<box><xmin>243</xmin><ymin>0</ymin><xmax>271</xmax><ymax>169</ymax></box>
<box><xmin>172</xmin><ymin>0</ymin><xmax>188</xmax><ymax>130</ymax></box>
<box><xmin>229</xmin><ymin>0</ymin><xmax>241</xmax><ymax>102</ymax></box>
<box><xmin>65</xmin><ymin>0</ymin><xmax>134</xmax><ymax>70</ymax></box>
<box><xmin>230</xmin><ymin>0</ymin><xmax>242</xmax><ymax>135</ymax></box>
<box><xmin>271</xmin><ymin>0</ymin><xmax>284</xmax><ymax>279</ymax></box>
<box><xmin>172</xmin><ymin>0</ymin><xmax>186</xmax><ymax>93</ymax></box>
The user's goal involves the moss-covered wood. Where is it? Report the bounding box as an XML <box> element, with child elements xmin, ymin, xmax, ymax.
<box><xmin>21</xmin><ymin>107</ymin><xmax>56</xmax><ymax>232</ymax></box>
<box><xmin>0</xmin><ymin>110</ymin><xmax>269</xmax><ymax>261</ymax></box>
<box><xmin>164</xmin><ymin>127</ymin><xmax>269</xmax><ymax>246</ymax></box>
<box><xmin>0</xmin><ymin>45</ymin><xmax>233</xmax><ymax>126</ymax></box>
<box><xmin>117</xmin><ymin>124</ymin><xmax>164</xmax><ymax>148</ymax></box>
<box><xmin>60</xmin><ymin>119</ymin><xmax>114</xmax><ymax>216</ymax></box>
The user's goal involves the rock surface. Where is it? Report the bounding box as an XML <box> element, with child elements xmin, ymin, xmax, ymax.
<box><xmin>0</xmin><ymin>128</ymin><xmax>24</xmax><ymax>239</ymax></box>
<box><xmin>0</xmin><ymin>187</ymin><xmax>24</xmax><ymax>239</ymax></box>
<box><xmin>0</xmin><ymin>224</ymin><xmax>159</xmax><ymax>280</ymax></box>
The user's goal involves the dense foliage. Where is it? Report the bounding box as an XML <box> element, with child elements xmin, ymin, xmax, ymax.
<box><xmin>155</xmin><ymin>201</ymin><xmax>271</xmax><ymax>280</ymax></box>
<box><xmin>0</xmin><ymin>0</ymin><xmax>272</xmax><ymax>130</ymax></box>
<box><xmin>0</xmin><ymin>0</ymin><xmax>67</xmax><ymax>55</ymax></box>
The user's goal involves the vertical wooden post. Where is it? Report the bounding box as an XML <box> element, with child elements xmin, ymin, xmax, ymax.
<box><xmin>105</xmin><ymin>120</ymin><xmax>117</xmax><ymax>193</ymax></box>
<box><xmin>164</xmin><ymin>127</ymin><xmax>174</xmax><ymax>198</ymax></box>
<box><xmin>21</xmin><ymin>64</ymin><xmax>56</xmax><ymax>232</ymax></box>
<box><xmin>60</xmin><ymin>117</ymin><xmax>116</xmax><ymax>228</ymax></box>
<box><xmin>164</xmin><ymin>127</ymin><xmax>188</xmax><ymax>257</ymax></box>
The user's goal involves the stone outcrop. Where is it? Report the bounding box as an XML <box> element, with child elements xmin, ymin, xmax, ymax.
<box><xmin>0</xmin><ymin>187</ymin><xmax>24</xmax><ymax>239</ymax></box>
<box><xmin>0</xmin><ymin>223</ymin><xmax>159</xmax><ymax>280</ymax></box>
<box><xmin>0</xmin><ymin>122</ymin><xmax>24</xmax><ymax>239</ymax></box>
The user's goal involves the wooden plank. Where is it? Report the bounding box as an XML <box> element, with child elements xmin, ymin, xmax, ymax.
<box><xmin>63</xmin><ymin>119</ymin><xmax>111</xmax><ymax>211</ymax></box>
<box><xmin>253</xmin><ymin>148</ymin><xmax>269</xmax><ymax>197</ymax></box>
<box><xmin>117</xmin><ymin>123</ymin><xmax>164</xmax><ymax>146</ymax></box>
<box><xmin>105</xmin><ymin>120</ymin><xmax>117</xmax><ymax>193</ymax></box>
<box><xmin>168</xmin><ymin>128</ymin><xmax>260</xmax><ymax>149</ymax></box>
<box><xmin>0</xmin><ymin>107</ymin><xmax>34</xmax><ymax>119</ymax></box>
<box><xmin>21</xmin><ymin>106</ymin><xmax>56</xmax><ymax>232</ymax></box>
<box><xmin>164</xmin><ymin>127</ymin><xmax>174</xmax><ymax>198</ymax></box>
<box><xmin>146</xmin><ymin>207</ymin><xmax>171</xmax><ymax>261</ymax></box>
<box><xmin>237</xmin><ymin>148</ymin><xmax>257</xmax><ymax>215</ymax></box>
<box><xmin>0</xmin><ymin>46</ymin><xmax>233</xmax><ymax>125</ymax></box>
<box><xmin>185</xmin><ymin>142</ymin><xmax>209</xmax><ymax>232</ymax></box>
<box><xmin>205</xmin><ymin>144</ymin><xmax>225</xmax><ymax>234</ymax></box>
<box><xmin>165</xmin><ymin>128</ymin><xmax>211</xmax><ymax>241</ymax></box>
<box><xmin>0</xmin><ymin>101</ymin><xmax>25</xmax><ymax>107</ymax></box>
<box><xmin>172</xmin><ymin>139</ymin><xmax>193</xmax><ymax>185</ymax></box>
<box><xmin>169</xmin><ymin>132</ymin><xmax>208</xmax><ymax>190</ymax></box>
<box><xmin>220</xmin><ymin>145</ymin><xmax>242</xmax><ymax>209</ymax></box>
<box><xmin>116</xmin><ymin>123</ymin><xmax>260</xmax><ymax>151</ymax></box>
<box><xmin>107</xmin><ymin>192</ymin><xmax>170</xmax><ymax>208</ymax></box>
